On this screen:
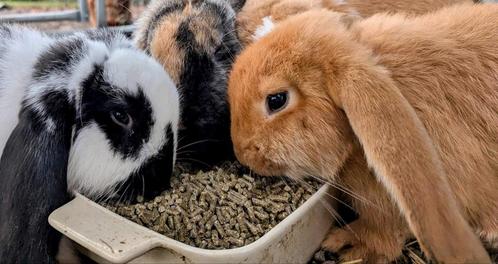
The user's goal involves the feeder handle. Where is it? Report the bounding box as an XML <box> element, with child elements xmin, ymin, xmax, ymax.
<box><xmin>49</xmin><ymin>194</ymin><xmax>162</xmax><ymax>264</ymax></box>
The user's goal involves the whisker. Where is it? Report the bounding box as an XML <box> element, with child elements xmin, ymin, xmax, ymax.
<box><xmin>279</xmin><ymin>176</ymin><xmax>347</xmax><ymax>227</ymax></box>
<box><xmin>290</xmin><ymin>177</ymin><xmax>360</xmax><ymax>241</ymax></box>
<box><xmin>176</xmin><ymin>150</ymin><xmax>197</xmax><ymax>155</ymax></box>
<box><xmin>292</xmin><ymin>177</ymin><xmax>357</xmax><ymax>217</ymax></box>
<box><xmin>141</xmin><ymin>174</ymin><xmax>146</xmax><ymax>201</ymax></box>
<box><xmin>315</xmin><ymin>153</ymin><xmax>367</xmax><ymax>203</ymax></box>
<box><xmin>313</xmin><ymin>154</ymin><xmax>382</xmax><ymax>212</ymax></box>
<box><xmin>100</xmin><ymin>180</ymin><xmax>122</xmax><ymax>205</ymax></box>
<box><xmin>176</xmin><ymin>157</ymin><xmax>211</xmax><ymax>167</ymax></box>
<box><xmin>116</xmin><ymin>1</ymin><xmax>133</xmax><ymax>15</ymax></box>
<box><xmin>177</xmin><ymin>138</ymin><xmax>221</xmax><ymax>151</ymax></box>
<box><xmin>317</xmin><ymin>198</ymin><xmax>347</xmax><ymax>229</ymax></box>
<box><xmin>304</xmin><ymin>173</ymin><xmax>380</xmax><ymax>211</ymax></box>
<box><xmin>177</xmin><ymin>135</ymin><xmax>187</xmax><ymax>144</ymax></box>
<box><xmin>116</xmin><ymin>181</ymin><xmax>132</xmax><ymax>205</ymax></box>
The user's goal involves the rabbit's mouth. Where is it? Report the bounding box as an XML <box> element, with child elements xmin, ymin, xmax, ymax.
<box><xmin>235</xmin><ymin>145</ymin><xmax>286</xmax><ymax>177</ymax></box>
<box><xmin>251</xmin><ymin>160</ymin><xmax>286</xmax><ymax>177</ymax></box>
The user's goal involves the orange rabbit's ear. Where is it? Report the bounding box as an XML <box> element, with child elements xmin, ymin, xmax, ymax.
<box><xmin>332</xmin><ymin>65</ymin><xmax>490</xmax><ymax>263</ymax></box>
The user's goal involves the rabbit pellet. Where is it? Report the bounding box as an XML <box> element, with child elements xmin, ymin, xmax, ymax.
<box><xmin>104</xmin><ymin>163</ymin><xmax>319</xmax><ymax>249</ymax></box>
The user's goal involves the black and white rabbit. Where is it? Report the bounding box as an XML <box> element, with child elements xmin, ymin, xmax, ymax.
<box><xmin>134</xmin><ymin>0</ymin><xmax>246</xmax><ymax>166</ymax></box>
<box><xmin>0</xmin><ymin>25</ymin><xmax>180</xmax><ymax>263</ymax></box>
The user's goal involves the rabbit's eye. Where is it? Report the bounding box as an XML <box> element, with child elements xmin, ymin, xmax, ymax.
<box><xmin>111</xmin><ymin>110</ymin><xmax>133</xmax><ymax>129</ymax></box>
<box><xmin>266</xmin><ymin>91</ymin><xmax>289</xmax><ymax>114</ymax></box>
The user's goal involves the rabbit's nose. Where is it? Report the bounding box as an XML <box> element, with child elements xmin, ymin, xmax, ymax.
<box><xmin>250</xmin><ymin>144</ymin><xmax>260</xmax><ymax>152</ymax></box>
<box><xmin>242</xmin><ymin>139</ymin><xmax>260</xmax><ymax>153</ymax></box>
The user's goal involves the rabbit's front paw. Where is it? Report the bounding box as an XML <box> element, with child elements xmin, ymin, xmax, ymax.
<box><xmin>322</xmin><ymin>220</ymin><xmax>405</xmax><ymax>263</ymax></box>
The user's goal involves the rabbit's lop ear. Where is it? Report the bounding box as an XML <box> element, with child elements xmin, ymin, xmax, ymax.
<box><xmin>0</xmin><ymin>94</ymin><xmax>74</xmax><ymax>262</ymax></box>
<box><xmin>334</xmin><ymin>64</ymin><xmax>489</xmax><ymax>262</ymax></box>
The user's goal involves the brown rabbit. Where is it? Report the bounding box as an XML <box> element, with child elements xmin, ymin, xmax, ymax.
<box><xmin>228</xmin><ymin>3</ymin><xmax>497</xmax><ymax>263</ymax></box>
<box><xmin>236</xmin><ymin>0</ymin><xmax>474</xmax><ymax>47</ymax></box>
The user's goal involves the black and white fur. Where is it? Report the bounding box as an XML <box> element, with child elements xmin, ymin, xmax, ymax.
<box><xmin>134</xmin><ymin>0</ymin><xmax>246</xmax><ymax>166</ymax></box>
<box><xmin>0</xmin><ymin>25</ymin><xmax>180</xmax><ymax>263</ymax></box>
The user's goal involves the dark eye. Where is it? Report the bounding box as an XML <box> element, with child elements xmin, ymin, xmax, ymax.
<box><xmin>111</xmin><ymin>110</ymin><xmax>133</xmax><ymax>129</ymax></box>
<box><xmin>266</xmin><ymin>91</ymin><xmax>289</xmax><ymax>114</ymax></box>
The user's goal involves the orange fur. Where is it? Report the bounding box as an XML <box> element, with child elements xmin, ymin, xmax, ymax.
<box><xmin>236</xmin><ymin>0</ymin><xmax>473</xmax><ymax>47</ymax></box>
<box><xmin>149</xmin><ymin>12</ymin><xmax>186</xmax><ymax>84</ymax></box>
<box><xmin>228</xmin><ymin>4</ymin><xmax>497</xmax><ymax>262</ymax></box>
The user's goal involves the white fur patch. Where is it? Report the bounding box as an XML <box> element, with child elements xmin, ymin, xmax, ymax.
<box><xmin>334</xmin><ymin>0</ymin><xmax>347</xmax><ymax>5</ymax></box>
<box><xmin>67</xmin><ymin>123</ymin><xmax>145</xmax><ymax>197</ymax></box>
<box><xmin>253</xmin><ymin>16</ymin><xmax>276</xmax><ymax>41</ymax></box>
<box><xmin>0</xmin><ymin>27</ymin><xmax>53</xmax><ymax>158</ymax></box>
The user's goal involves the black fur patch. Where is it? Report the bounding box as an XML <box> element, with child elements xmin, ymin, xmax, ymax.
<box><xmin>144</xmin><ymin>1</ymin><xmax>186</xmax><ymax>53</ymax></box>
<box><xmin>115</xmin><ymin>124</ymin><xmax>175</xmax><ymax>202</ymax></box>
<box><xmin>32</xmin><ymin>37</ymin><xmax>86</xmax><ymax>80</ymax></box>
<box><xmin>77</xmin><ymin>65</ymin><xmax>154</xmax><ymax>158</ymax></box>
<box><xmin>0</xmin><ymin>92</ymin><xmax>74</xmax><ymax>264</ymax></box>
<box><xmin>176</xmin><ymin>20</ymin><xmax>198</xmax><ymax>50</ymax></box>
<box><xmin>42</xmin><ymin>90</ymin><xmax>75</xmax><ymax>122</ymax></box>
<box><xmin>229</xmin><ymin>0</ymin><xmax>246</xmax><ymax>12</ymax></box>
<box><xmin>173</xmin><ymin>11</ymin><xmax>240</xmax><ymax>166</ymax></box>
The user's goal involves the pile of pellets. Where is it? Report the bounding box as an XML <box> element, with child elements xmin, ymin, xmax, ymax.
<box><xmin>104</xmin><ymin>162</ymin><xmax>320</xmax><ymax>249</ymax></box>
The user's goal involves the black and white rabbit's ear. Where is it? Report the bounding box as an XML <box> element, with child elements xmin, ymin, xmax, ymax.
<box><xmin>228</xmin><ymin>0</ymin><xmax>246</xmax><ymax>12</ymax></box>
<box><xmin>332</xmin><ymin>63</ymin><xmax>489</xmax><ymax>262</ymax></box>
<box><xmin>0</xmin><ymin>95</ymin><xmax>75</xmax><ymax>263</ymax></box>
<box><xmin>81</xmin><ymin>29</ymin><xmax>133</xmax><ymax>50</ymax></box>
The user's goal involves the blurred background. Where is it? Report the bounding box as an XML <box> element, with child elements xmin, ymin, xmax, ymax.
<box><xmin>1</xmin><ymin>0</ymin><xmax>497</xmax><ymax>33</ymax></box>
<box><xmin>0</xmin><ymin>0</ymin><xmax>142</xmax><ymax>32</ymax></box>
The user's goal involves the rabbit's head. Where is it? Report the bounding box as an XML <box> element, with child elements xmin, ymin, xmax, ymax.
<box><xmin>134</xmin><ymin>0</ymin><xmax>246</xmax><ymax>165</ymax></box>
<box><xmin>229</xmin><ymin>11</ymin><xmax>362</xmax><ymax>179</ymax></box>
<box><xmin>0</xmin><ymin>28</ymin><xmax>182</xmax><ymax>264</ymax></box>
<box><xmin>0</xmin><ymin>30</ymin><xmax>180</xmax><ymax>202</ymax></box>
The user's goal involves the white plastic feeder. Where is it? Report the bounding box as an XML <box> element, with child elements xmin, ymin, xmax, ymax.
<box><xmin>49</xmin><ymin>185</ymin><xmax>334</xmax><ymax>263</ymax></box>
